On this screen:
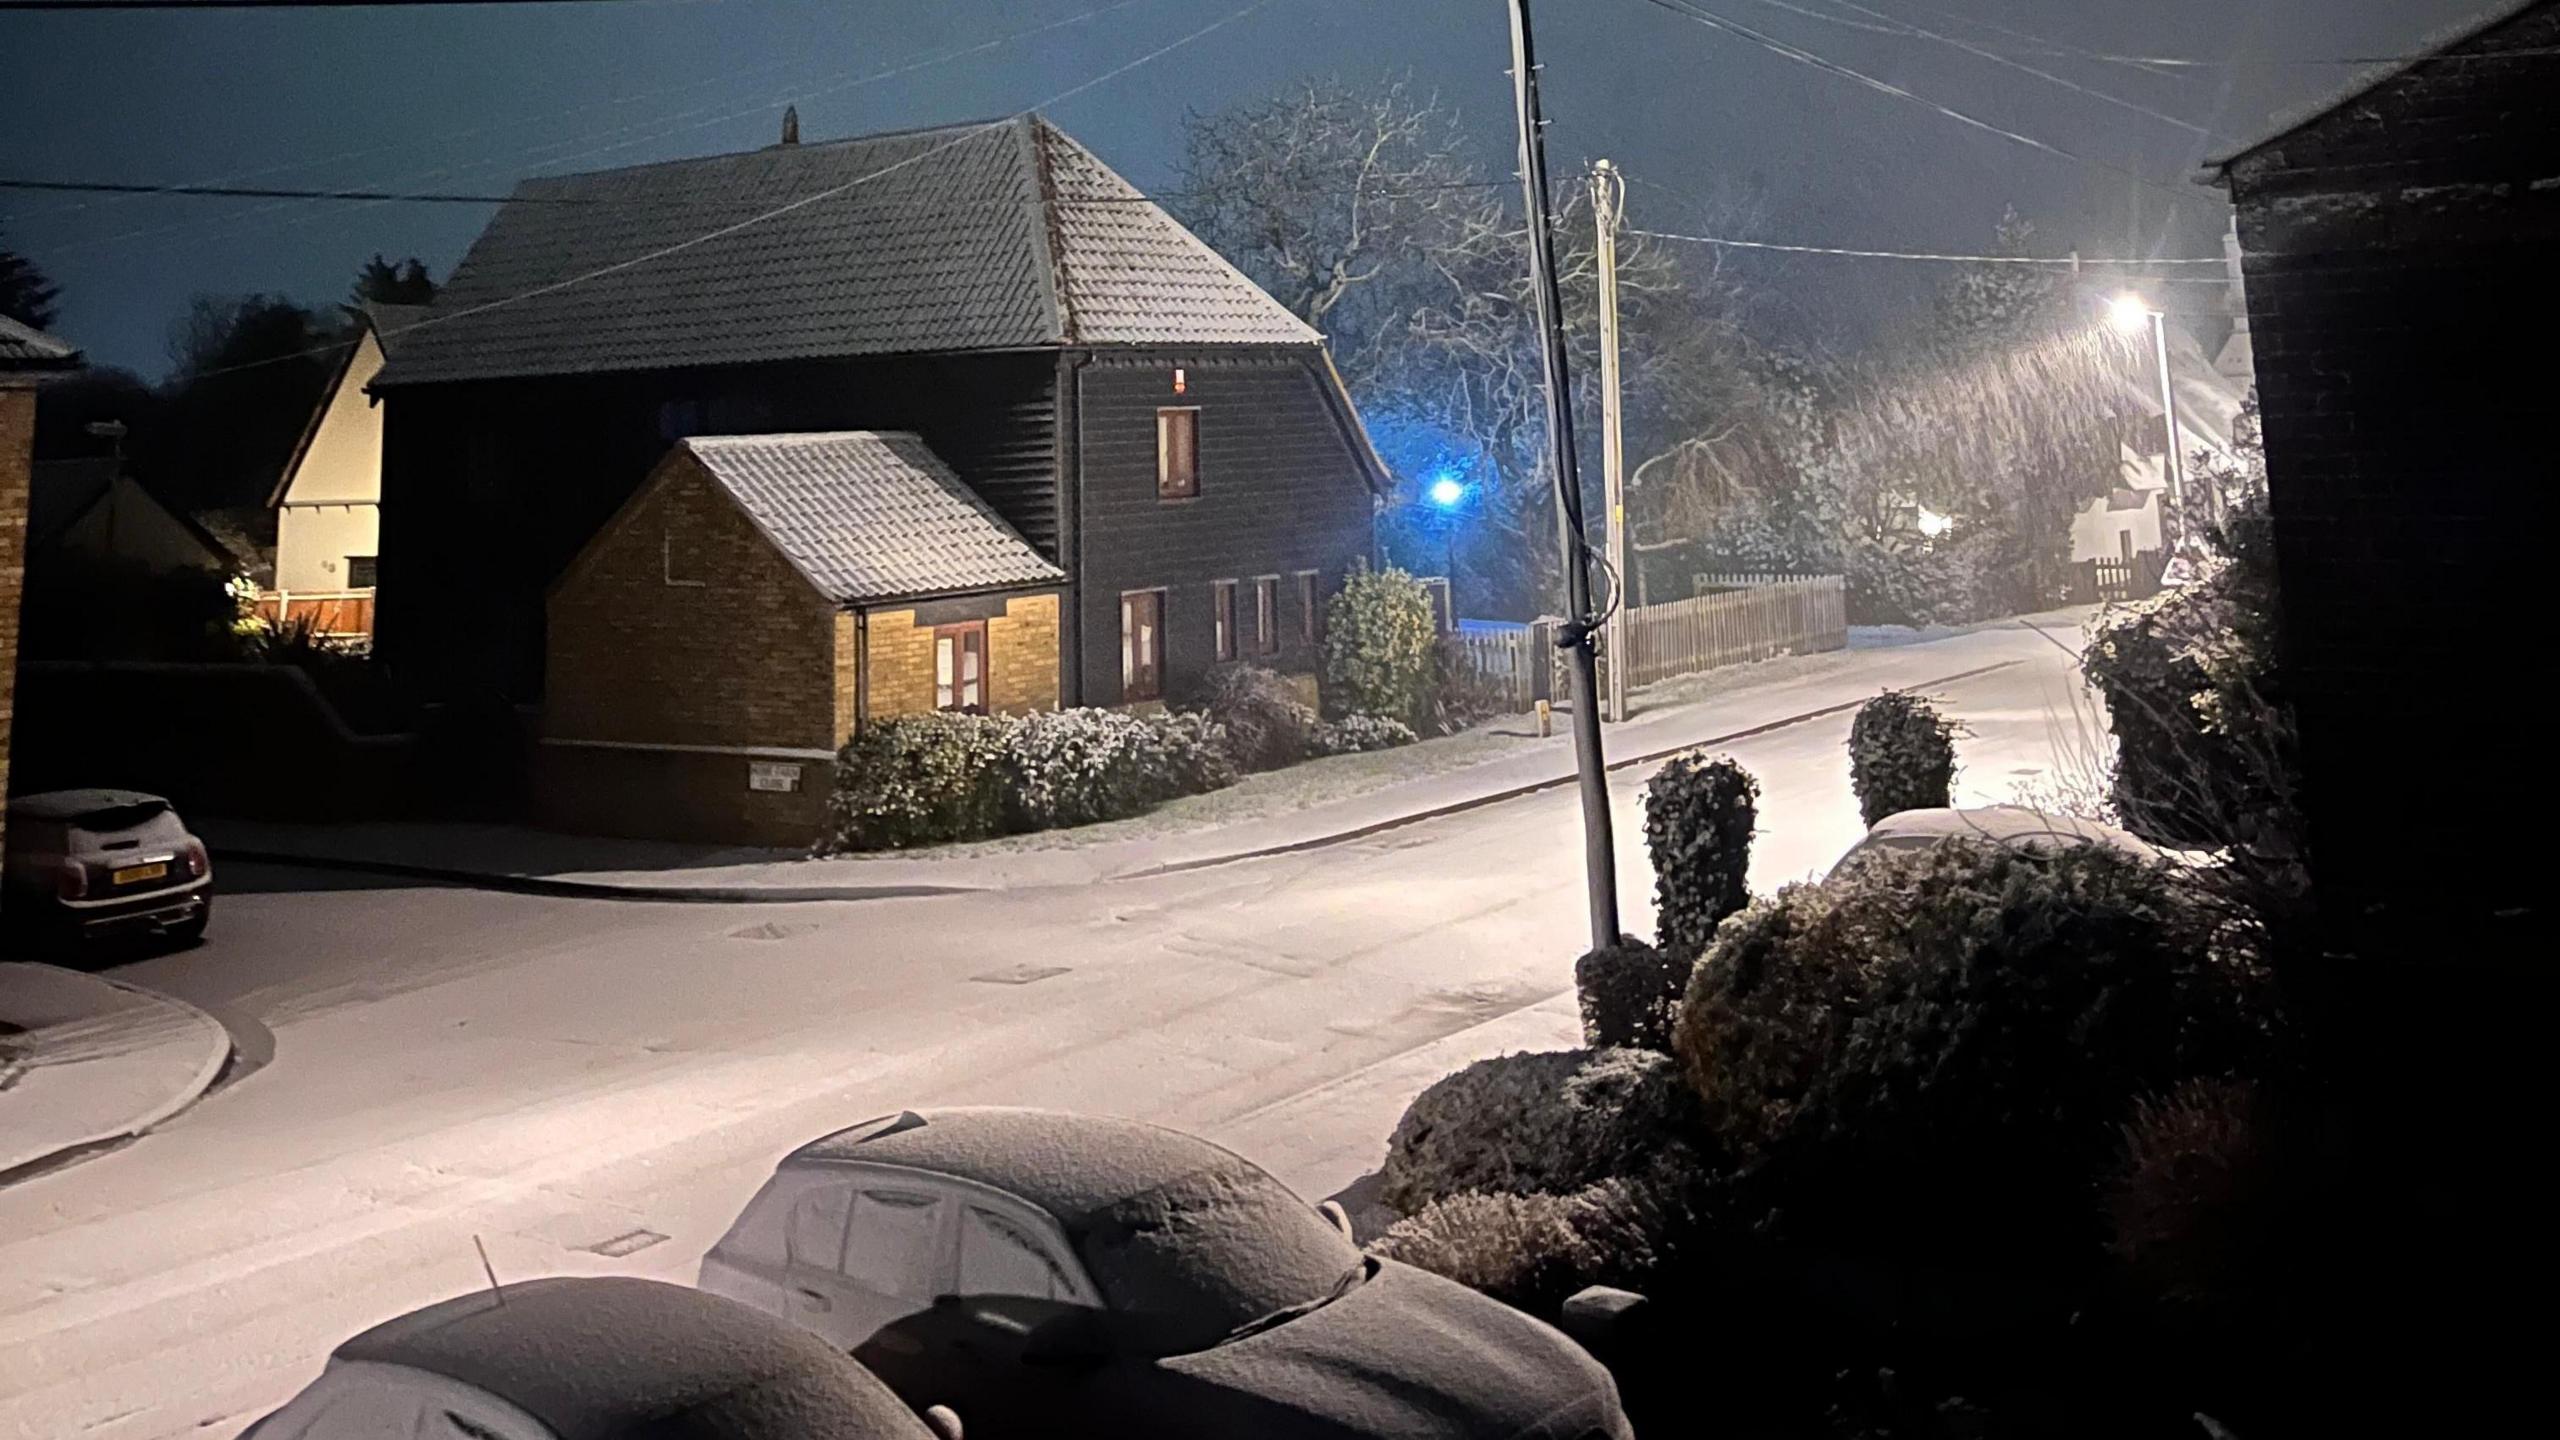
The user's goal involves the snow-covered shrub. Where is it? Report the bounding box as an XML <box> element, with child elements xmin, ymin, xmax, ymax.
<box><xmin>1379</xmin><ymin>1047</ymin><xmax>1705</xmax><ymax>1217</ymax></box>
<box><xmin>1643</xmin><ymin>753</ymin><xmax>1759</xmax><ymax>960</ymax></box>
<box><xmin>999</xmin><ymin>708</ymin><xmax>1237</xmax><ymax>830</ymax></box>
<box><xmin>1429</xmin><ymin>632</ymin><xmax>1516</xmax><ymax>734</ymax></box>
<box><xmin>823</xmin><ymin>713</ymin><xmax>1009</xmax><ymax>851</ymax></box>
<box><xmin>1677</xmin><ymin>839</ymin><xmax>2274</xmax><ymax>1271</ymax></box>
<box><xmin>1576</xmin><ymin>936</ymin><xmax>1689</xmax><ymax>1052</ymax></box>
<box><xmin>1846</xmin><ymin>690</ymin><xmax>1958</xmax><ymax>826</ymax></box>
<box><xmin>1310</xmin><ymin>713</ymin><xmax>1418</xmax><ymax>755</ymax></box>
<box><xmin>1370</xmin><ymin>1176</ymin><xmax>1687</xmax><ymax>1317</ymax></box>
<box><xmin>1198</xmin><ymin>663</ymin><xmax>1317</xmax><ymax>772</ymax></box>
<box><xmin>1322</xmin><ymin>568</ymin><xmax>1437</xmax><ymax>727</ymax></box>
<box><xmin>2104</xmin><ymin>1076</ymin><xmax>2280</xmax><ymax>1308</ymax></box>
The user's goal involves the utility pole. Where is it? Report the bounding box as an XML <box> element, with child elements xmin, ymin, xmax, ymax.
<box><xmin>1507</xmin><ymin>0</ymin><xmax>1622</xmax><ymax>950</ymax></box>
<box><xmin>1591</xmin><ymin>158</ymin><xmax>1629</xmax><ymax>726</ymax></box>
<box><xmin>2148</xmin><ymin>308</ymin><xmax>2190</xmax><ymax>550</ymax></box>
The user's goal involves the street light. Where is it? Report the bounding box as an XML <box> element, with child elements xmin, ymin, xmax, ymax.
<box><xmin>1429</xmin><ymin>476</ymin><xmax>1468</xmax><ymax>509</ymax></box>
<box><xmin>2107</xmin><ymin>292</ymin><xmax>2196</xmax><ymax>552</ymax></box>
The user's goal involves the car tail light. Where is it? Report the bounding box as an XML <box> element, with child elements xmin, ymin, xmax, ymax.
<box><xmin>182</xmin><ymin>839</ymin><xmax>210</xmax><ymax>879</ymax></box>
<box><xmin>56</xmin><ymin>860</ymin><xmax>89</xmax><ymax>901</ymax></box>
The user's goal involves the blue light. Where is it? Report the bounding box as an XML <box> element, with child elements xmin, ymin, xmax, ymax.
<box><xmin>1429</xmin><ymin>477</ymin><xmax>1467</xmax><ymax>508</ymax></box>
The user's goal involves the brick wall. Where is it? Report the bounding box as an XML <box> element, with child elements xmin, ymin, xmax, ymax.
<box><xmin>0</xmin><ymin>387</ymin><xmax>31</xmax><ymax>870</ymax></box>
<box><xmin>531</xmin><ymin>742</ymin><xmax>826</xmax><ymax>849</ymax></box>
<box><xmin>986</xmin><ymin>594</ymin><xmax>1060</xmax><ymax>715</ymax></box>
<box><xmin>862</xmin><ymin>609</ymin><xmax>938</xmax><ymax>721</ymax></box>
<box><xmin>2220</xmin><ymin>1</ymin><xmax>2557</xmax><ymax>947</ymax></box>
<box><xmin>546</xmin><ymin>454</ymin><xmax>839</xmax><ymax>751</ymax></box>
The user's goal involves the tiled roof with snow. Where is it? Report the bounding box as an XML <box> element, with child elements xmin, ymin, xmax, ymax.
<box><xmin>684</xmin><ymin>432</ymin><xmax>1062</xmax><ymax>606</ymax></box>
<box><xmin>377</xmin><ymin>115</ymin><xmax>1317</xmax><ymax>387</ymax></box>
<box><xmin>0</xmin><ymin>314</ymin><xmax>79</xmax><ymax>371</ymax></box>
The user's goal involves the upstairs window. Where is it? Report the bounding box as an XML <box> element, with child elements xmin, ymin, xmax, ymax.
<box><xmin>1157</xmin><ymin>408</ymin><xmax>1200</xmax><ymax>500</ymax></box>
<box><xmin>346</xmin><ymin>555</ymin><xmax>379</xmax><ymax>590</ymax></box>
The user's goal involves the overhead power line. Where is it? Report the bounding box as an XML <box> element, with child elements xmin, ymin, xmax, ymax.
<box><xmin>1628</xmin><ymin>225</ymin><xmax>2227</xmax><ymax>269</ymax></box>
<box><xmin>1628</xmin><ymin>0</ymin><xmax>2209</xmax><ymax>202</ymax></box>
<box><xmin>0</xmin><ymin>1</ymin><xmax>632</xmax><ymax>10</ymax></box>
<box><xmin>1</xmin><ymin>177</ymin><xmax>572</xmax><ymax>203</ymax></box>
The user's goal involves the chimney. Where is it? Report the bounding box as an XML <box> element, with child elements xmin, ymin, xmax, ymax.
<box><xmin>780</xmin><ymin>105</ymin><xmax>800</xmax><ymax>146</ymax></box>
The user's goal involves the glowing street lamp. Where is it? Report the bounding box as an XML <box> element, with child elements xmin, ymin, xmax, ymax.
<box><xmin>2107</xmin><ymin>292</ymin><xmax>2196</xmax><ymax>547</ymax></box>
<box><xmin>1428</xmin><ymin>476</ymin><xmax>1468</xmax><ymax>508</ymax></box>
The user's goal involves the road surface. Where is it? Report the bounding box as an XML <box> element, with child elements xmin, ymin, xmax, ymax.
<box><xmin>0</xmin><ymin>624</ymin><xmax>2099</xmax><ymax>1440</ymax></box>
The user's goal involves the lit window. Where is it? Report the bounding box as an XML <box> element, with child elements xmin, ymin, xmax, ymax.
<box><xmin>1121</xmin><ymin>590</ymin><xmax>1165</xmax><ymax>701</ymax></box>
<box><xmin>935</xmin><ymin>623</ymin><xmax>987</xmax><ymax>713</ymax></box>
<box><xmin>1253</xmin><ymin>577</ymin><xmax>1279</xmax><ymax>655</ymax></box>
<box><xmin>1157</xmin><ymin>408</ymin><xmax>1200</xmax><ymax>500</ymax></box>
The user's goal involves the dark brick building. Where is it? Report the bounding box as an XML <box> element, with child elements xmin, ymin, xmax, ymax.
<box><xmin>1</xmin><ymin>316</ymin><xmax>81</xmax><ymax>875</ymax></box>
<box><xmin>2204</xmin><ymin>0</ymin><xmax>2554</xmax><ymax>954</ymax></box>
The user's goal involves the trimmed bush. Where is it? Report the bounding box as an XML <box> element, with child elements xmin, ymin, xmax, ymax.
<box><xmin>1001</xmin><ymin>708</ymin><xmax>1237</xmax><ymax>831</ymax></box>
<box><xmin>1643</xmin><ymin>753</ymin><xmax>1760</xmax><ymax>959</ymax></box>
<box><xmin>2103</xmin><ymin>1076</ymin><xmax>2278</xmax><ymax>1308</ymax></box>
<box><xmin>1379</xmin><ymin>1047</ymin><xmax>1705</xmax><ymax>1217</ymax></box>
<box><xmin>824</xmin><ymin>712</ymin><xmax>1009</xmax><ymax>851</ymax></box>
<box><xmin>1676</xmin><ymin>839</ymin><xmax>2273</xmax><ymax>1269</ymax></box>
<box><xmin>1311</xmin><ymin>713</ymin><xmax>1419</xmax><ymax>755</ymax></box>
<box><xmin>1370</xmin><ymin>1178</ymin><xmax>1680</xmax><ymax>1317</ymax></box>
<box><xmin>1846</xmin><ymin>690</ymin><xmax>1959</xmax><ymax>826</ymax></box>
<box><xmin>1322</xmin><ymin>568</ymin><xmax>1437</xmax><ymax>727</ymax></box>
<box><xmin>1576</xmin><ymin>936</ymin><xmax>1690</xmax><ymax>1052</ymax></box>
<box><xmin>1198</xmin><ymin>663</ymin><xmax>1317</xmax><ymax>772</ymax></box>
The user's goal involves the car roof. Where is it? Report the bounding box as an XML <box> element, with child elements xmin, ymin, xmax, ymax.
<box><xmin>331</xmin><ymin>1276</ymin><xmax>933</xmax><ymax>1440</ymax></box>
<box><xmin>1862</xmin><ymin>805</ymin><xmax>2161</xmax><ymax>859</ymax></box>
<box><xmin>7</xmin><ymin>789</ymin><xmax>172</xmax><ymax>823</ymax></box>
<box><xmin>786</xmin><ymin>1107</ymin><xmax>1291</xmax><ymax>1233</ymax></box>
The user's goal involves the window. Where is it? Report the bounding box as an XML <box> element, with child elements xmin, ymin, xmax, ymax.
<box><xmin>935</xmin><ymin>622</ymin><xmax>988</xmax><ymax>713</ymax></box>
<box><xmin>1121</xmin><ymin>590</ymin><xmax>1165</xmax><ymax>701</ymax></box>
<box><xmin>841</xmin><ymin>1190</ymin><xmax>948</xmax><ymax>1302</ymax></box>
<box><xmin>786</xmin><ymin>1185</ymin><xmax>854</xmax><ymax>1272</ymax></box>
<box><xmin>959</xmin><ymin>1207</ymin><xmax>1079</xmax><ymax>1301</ymax></box>
<box><xmin>662</xmin><ymin>530</ymin><xmax>707</xmax><ymax>588</ymax></box>
<box><xmin>1252</xmin><ymin>577</ymin><xmax>1280</xmax><ymax>656</ymax></box>
<box><xmin>1294</xmin><ymin>571</ymin><xmax>1320</xmax><ymax>646</ymax></box>
<box><xmin>1212</xmin><ymin>582</ymin><xmax>1238</xmax><ymax>663</ymax></box>
<box><xmin>2118</xmin><ymin>530</ymin><xmax>2136</xmax><ymax>563</ymax></box>
<box><xmin>346</xmin><ymin>555</ymin><xmax>379</xmax><ymax>590</ymax></box>
<box><xmin>1157</xmin><ymin>408</ymin><xmax>1200</xmax><ymax>499</ymax></box>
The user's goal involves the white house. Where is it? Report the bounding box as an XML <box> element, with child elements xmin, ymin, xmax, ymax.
<box><xmin>266</xmin><ymin>302</ymin><xmax>424</xmax><ymax>633</ymax></box>
<box><xmin>2070</xmin><ymin>319</ymin><xmax>2251</xmax><ymax>566</ymax></box>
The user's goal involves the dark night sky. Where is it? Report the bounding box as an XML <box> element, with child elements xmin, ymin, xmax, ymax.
<box><xmin>0</xmin><ymin>0</ymin><xmax>2494</xmax><ymax>377</ymax></box>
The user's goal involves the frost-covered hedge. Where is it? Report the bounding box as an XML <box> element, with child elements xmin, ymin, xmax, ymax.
<box><xmin>1846</xmin><ymin>690</ymin><xmax>1959</xmax><ymax>827</ymax></box>
<box><xmin>1643</xmin><ymin>753</ymin><xmax>1759</xmax><ymax>960</ymax></box>
<box><xmin>1379</xmin><ymin>1047</ymin><xmax>1705</xmax><ymax>1217</ymax></box>
<box><xmin>822</xmin><ymin>708</ymin><xmax>1237</xmax><ymax>852</ymax></box>
<box><xmin>1198</xmin><ymin>663</ymin><xmax>1319</xmax><ymax>772</ymax></box>
<box><xmin>1576</xmin><ymin>937</ymin><xmax>1690</xmax><ymax>1052</ymax></box>
<box><xmin>1311</xmin><ymin>713</ymin><xmax>1419</xmax><ymax>755</ymax></box>
<box><xmin>1370</xmin><ymin>1177</ymin><xmax>1678</xmax><ymax>1317</ymax></box>
<box><xmin>1322</xmin><ymin>568</ymin><xmax>1437</xmax><ymax>728</ymax></box>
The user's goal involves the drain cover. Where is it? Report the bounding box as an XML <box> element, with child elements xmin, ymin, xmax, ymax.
<box><xmin>729</xmin><ymin>921</ymin><xmax>819</xmax><ymax>942</ymax></box>
<box><xmin>583</xmin><ymin>1229</ymin><xmax>669</xmax><ymax>1258</ymax></box>
<box><xmin>971</xmin><ymin>964</ymin><xmax>1071</xmax><ymax>986</ymax></box>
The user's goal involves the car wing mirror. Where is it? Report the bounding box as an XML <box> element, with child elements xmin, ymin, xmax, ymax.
<box><xmin>1317</xmin><ymin>1200</ymin><xmax>1354</xmax><ymax>1240</ymax></box>
<box><xmin>1021</xmin><ymin>1306</ymin><xmax>1114</xmax><ymax>1368</ymax></box>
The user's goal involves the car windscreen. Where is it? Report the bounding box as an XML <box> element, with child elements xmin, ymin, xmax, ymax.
<box><xmin>66</xmin><ymin>799</ymin><xmax>170</xmax><ymax>833</ymax></box>
<box><xmin>1073</xmin><ymin>1161</ymin><xmax>1363</xmax><ymax>1357</ymax></box>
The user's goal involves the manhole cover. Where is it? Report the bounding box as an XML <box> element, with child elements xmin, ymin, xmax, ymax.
<box><xmin>583</xmin><ymin>1229</ymin><xmax>669</xmax><ymax>1258</ymax></box>
<box><xmin>729</xmin><ymin>921</ymin><xmax>820</xmax><ymax>942</ymax></box>
<box><xmin>971</xmin><ymin>964</ymin><xmax>1071</xmax><ymax>986</ymax></box>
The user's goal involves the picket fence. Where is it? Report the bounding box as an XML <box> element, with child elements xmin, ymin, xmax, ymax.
<box><xmin>1446</xmin><ymin>575</ymin><xmax>1846</xmax><ymax>711</ymax></box>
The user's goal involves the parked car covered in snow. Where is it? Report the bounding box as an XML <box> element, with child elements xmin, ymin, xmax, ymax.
<box><xmin>2</xmin><ymin>789</ymin><xmax>211</xmax><ymax>949</ymax></box>
<box><xmin>241</xmin><ymin>1276</ymin><xmax>951</xmax><ymax>1440</ymax></box>
<box><xmin>700</xmin><ymin>1107</ymin><xmax>1634</xmax><ymax>1439</ymax></box>
<box><xmin>1827</xmin><ymin>803</ymin><xmax>2162</xmax><ymax>878</ymax></box>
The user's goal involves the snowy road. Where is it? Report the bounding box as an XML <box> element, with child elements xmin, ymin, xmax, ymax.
<box><xmin>0</xmin><ymin>624</ymin><xmax>2097</xmax><ymax>1440</ymax></box>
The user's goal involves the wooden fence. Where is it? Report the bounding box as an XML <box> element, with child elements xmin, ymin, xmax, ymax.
<box><xmin>2067</xmin><ymin>550</ymin><xmax>2166</xmax><ymax>604</ymax></box>
<box><xmin>1447</xmin><ymin>575</ymin><xmax>1847</xmax><ymax>711</ymax></box>
<box><xmin>254</xmin><ymin>588</ymin><xmax>375</xmax><ymax>641</ymax></box>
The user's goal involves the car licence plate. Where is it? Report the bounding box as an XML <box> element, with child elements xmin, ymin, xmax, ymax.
<box><xmin>112</xmin><ymin>862</ymin><xmax>169</xmax><ymax>886</ymax></box>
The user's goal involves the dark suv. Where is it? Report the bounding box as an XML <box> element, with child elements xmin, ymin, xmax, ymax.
<box><xmin>3</xmin><ymin>790</ymin><xmax>212</xmax><ymax>950</ymax></box>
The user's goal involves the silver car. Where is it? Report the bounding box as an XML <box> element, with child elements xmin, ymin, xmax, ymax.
<box><xmin>1828</xmin><ymin>803</ymin><xmax>2163</xmax><ymax>879</ymax></box>
<box><xmin>701</xmin><ymin>1107</ymin><xmax>1634</xmax><ymax>1439</ymax></box>
<box><xmin>2</xmin><ymin>789</ymin><xmax>212</xmax><ymax>949</ymax></box>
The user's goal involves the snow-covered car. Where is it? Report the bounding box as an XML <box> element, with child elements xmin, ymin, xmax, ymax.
<box><xmin>1</xmin><ymin>789</ymin><xmax>211</xmax><ymax>949</ymax></box>
<box><xmin>240</xmin><ymin>1276</ymin><xmax>949</xmax><ymax>1440</ymax></box>
<box><xmin>1827</xmin><ymin>803</ymin><xmax>2162</xmax><ymax>879</ymax></box>
<box><xmin>700</xmin><ymin>1107</ymin><xmax>1635</xmax><ymax>1439</ymax></box>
